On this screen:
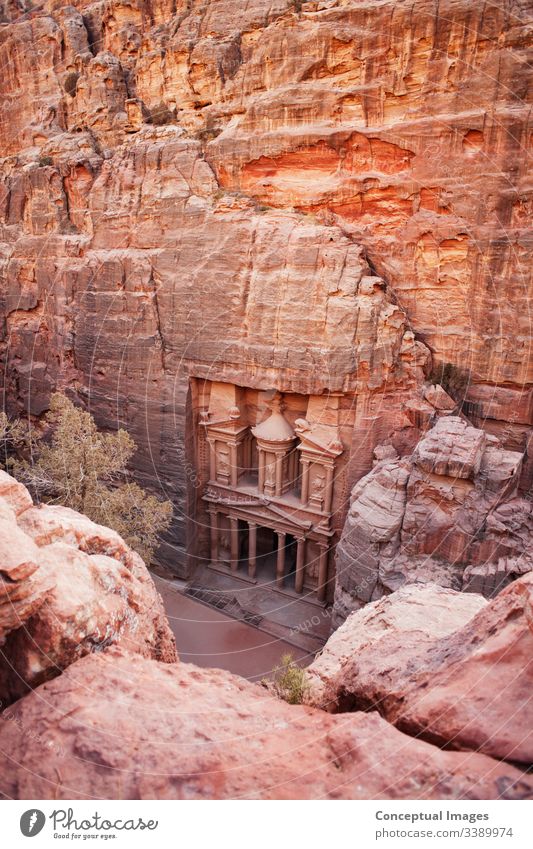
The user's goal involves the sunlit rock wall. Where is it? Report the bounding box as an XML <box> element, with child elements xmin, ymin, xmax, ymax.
<box><xmin>0</xmin><ymin>0</ymin><xmax>531</xmax><ymax>574</ymax></box>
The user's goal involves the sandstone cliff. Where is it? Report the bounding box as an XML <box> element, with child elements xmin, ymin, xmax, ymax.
<box><xmin>333</xmin><ymin>414</ymin><xmax>533</xmax><ymax>622</ymax></box>
<box><xmin>0</xmin><ymin>0</ymin><xmax>531</xmax><ymax>577</ymax></box>
<box><xmin>1</xmin><ymin>648</ymin><xmax>531</xmax><ymax>800</ymax></box>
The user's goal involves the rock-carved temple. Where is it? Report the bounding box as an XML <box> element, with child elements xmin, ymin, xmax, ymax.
<box><xmin>194</xmin><ymin>381</ymin><xmax>351</xmax><ymax>604</ymax></box>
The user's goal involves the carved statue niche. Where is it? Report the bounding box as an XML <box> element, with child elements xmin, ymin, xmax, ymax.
<box><xmin>201</xmin><ymin>396</ymin><xmax>249</xmax><ymax>488</ymax></box>
<box><xmin>252</xmin><ymin>394</ymin><xmax>297</xmax><ymax>498</ymax></box>
<box><xmin>216</xmin><ymin>444</ymin><xmax>231</xmax><ymax>484</ymax></box>
<box><xmin>309</xmin><ymin>466</ymin><xmax>327</xmax><ymax>510</ymax></box>
<box><xmin>295</xmin><ymin>415</ymin><xmax>344</xmax><ymax>515</ymax></box>
<box><xmin>264</xmin><ymin>453</ymin><xmax>277</xmax><ymax>489</ymax></box>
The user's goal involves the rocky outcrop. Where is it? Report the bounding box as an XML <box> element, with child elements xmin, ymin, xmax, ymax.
<box><xmin>1</xmin><ymin>649</ymin><xmax>530</xmax><ymax>801</ymax></box>
<box><xmin>0</xmin><ymin>1</ymin><xmax>531</xmax><ymax>576</ymax></box>
<box><xmin>333</xmin><ymin>415</ymin><xmax>532</xmax><ymax>622</ymax></box>
<box><xmin>0</xmin><ymin>472</ymin><xmax>530</xmax><ymax>799</ymax></box>
<box><xmin>307</xmin><ymin>583</ymin><xmax>487</xmax><ymax>710</ymax></box>
<box><xmin>0</xmin><ymin>472</ymin><xmax>177</xmax><ymax>705</ymax></box>
<box><xmin>0</xmin><ymin>472</ymin><xmax>53</xmax><ymax>644</ymax></box>
<box><xmin>308</xmin><ymin>574</ymin><xmax>533</xmax><ymax>765</ymax></box>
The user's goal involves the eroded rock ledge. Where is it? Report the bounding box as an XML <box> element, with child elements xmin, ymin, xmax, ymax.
<box><xmin>333</xmin><ymin>415</ymin><xmax>533</xmax><ymax>623</ymax></box>
<box><xmin>0</xmin><ymin>471</ymin><xmax>177</xmax><ymax>706</ymax></box>
<box><xmin>308</xmin><ymin>575</ymin><xmax>533</xmax><ymax>766</ymax></box>
<box><xmin>0</xmin><ymin>470</ymin><xmax>531</xmax><ymax>799</ymax></box>
<box><xmin>0</xmin><ymin>649</ymin><xmax>530</xmax><ymax>801</ymax></box>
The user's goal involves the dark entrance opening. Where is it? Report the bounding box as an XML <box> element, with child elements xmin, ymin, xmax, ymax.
<box><xmin>252</xmin><ymin>527</ymin><xmax>298</xmax><ymax>590</ymax></box>
<box><xmin>238</xmin><ymin>519</ymin><xmax>249</xmax><ymax>568</ymax></box>
<box><xmin>255</xmin><ymin>526</ymin><xmax>277</xmax><ymax>587</ymax></box>
<box><xmin>283</xmin><ymin>533</ymin><xmax>297</xmax><ymax>591</ymax></box>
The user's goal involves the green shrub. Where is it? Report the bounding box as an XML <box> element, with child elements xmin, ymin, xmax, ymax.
<box><xmin>10</xmin><ymin>394</ymin><xmax>172</xmax><ymax>564</ymax></box>
<box><xmin>38</xmin><ymin>155</ymin><xmax>53</xmax><ymax>167</ymax></box>
<box><xmin>271</xmin><ymin>653</ymin><xmax>309</xmax><ymax>705</ymax></box>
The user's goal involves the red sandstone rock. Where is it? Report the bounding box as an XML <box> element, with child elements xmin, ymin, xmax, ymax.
<box><xmin>0</xmin><ymin>470</ymin><xmax>33</xmax><ymax>516</ymax></box>
<box><xmin>18</xmin><ymin>504</ymin><xmax>144</xmax><ymax>575</ymax></box>
<box><xmin>0</xmin><ymin>500</ymin><xmax>53</xmax><ymax>646</ymax></box>
<box><xmin>309</xmin><ymin>575</ymin><xmax>533</xmax><ymax>766</ymax></box>
<box><xmin>0</xmin><ymin>1</ymin><xmax>530</xmax><ymax>578</ymax></box>
<box><xmin>395</xmin><ymin>574</ymin><xmax>533</xmax><ymax>765</ymax></box>
<box><xmin>413</xmin><ymin>417</ymin><xmax>486</xmax><ymax>479</ymax></box>
<box><xmin>333</xmin><ymin>416</ymin><xmax>531</xmax><ymax>622</ymax></box>
<box><xmin>0</xmin><ymin>473</ymin><xmax>176</xmax><ymax>704</ymax></box>
<box><xmin>0</xmin><ymin>542</ymin><xmax>177</xmax><ymax>705</ymax></box>
<box><xmin>307</xmin><ymin>583</ymin><xmax>486</xmax><ymax>711</ymax></box>
<box><xmin>0</xmin><ymin>649</ymin><xmax>530</xmax><ymax>801</ymax></box>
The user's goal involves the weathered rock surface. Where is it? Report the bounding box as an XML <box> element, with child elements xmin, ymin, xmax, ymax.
<box><xmin>308</xmin><ymin>575</ymin><xmax>533</xmax><ymax>765</ymax></box>
<box><xmin>0</xmin><ymin>0</ymin><xmax>531</xmax><ymax>575</ymax></box>
<box><xmin>0</xmin><ymin>474</ymin><xmax>53</xmax><ymax>645</ymax></box>
<box><xmin>0</xmin><ymin>473</ymin><xmax>176</xmax><ymax>705</ymax></box>
<box><xmin>0</xmin><ymin>466</ymin><xmax>530</xmax><ymax>798</ymax></box>
<box><xmin>1</xmin><ymin>649</ymin><xmax>530</xmax><ymax>801</ymax></box>
<box><xmin>333</xmin><ymin>416</ymin><xmax>532</xmax><ymax>622</ymax></box>
<box><xmin>308</xmin><ymin>583</ymin><xmax>486</xmax><ymax>710</ymax></box>
<box><xmin>18</xmin><ymin>503</ymin><xmax>146</xmax><ymax>575</ymax></box>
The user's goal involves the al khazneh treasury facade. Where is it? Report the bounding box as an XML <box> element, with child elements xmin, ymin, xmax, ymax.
<box><xmin>192</xmin><ymin>380</ymin><xmax>354</xmax><ymax>604</ymax></box>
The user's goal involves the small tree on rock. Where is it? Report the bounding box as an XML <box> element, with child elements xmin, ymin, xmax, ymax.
<box><xmin>13</xmin><ymin>393</ymin><xmax>172</xmax><ymax>563</ymax></box>
<box><xmin>0</xmin><ymin>411</ymin><xmax>27</xmax><ymax>469</ymax></box>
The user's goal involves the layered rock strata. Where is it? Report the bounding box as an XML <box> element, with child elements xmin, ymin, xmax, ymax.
<box><xmin>0</xmin><ymin>471</ymin><xmax>53</xmax><ymax>644</ymax></box>
<box><xmin>0</xmin><ymin>649</ymin><xmax>530</xmax><ymax>800</ymax></box>
<box><xmin>0</xmin><ymin>471</ymin><xmax>531</xmax><ymax>800</ymax></box>
<box><xmin>333</xmin><ymin>415</ymin><xmax>533</xmax><ymax>622</ymax></box>
<box><xmin>0</xmin><ymin>0</ymin><xmax>531</xmax><ymax>577</ymax></box>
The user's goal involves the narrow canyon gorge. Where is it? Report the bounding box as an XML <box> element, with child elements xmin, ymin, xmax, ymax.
<box><xmin>0</xmin><ymin>0</ymin><xmax>532</xmax><ymax>801</ymax></box>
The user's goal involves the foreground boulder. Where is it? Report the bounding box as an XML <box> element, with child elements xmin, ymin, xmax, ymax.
<box><xmin>308</xmin><ymin>576</ymin><xmax>533</xmax><ymax>765</ymax></box>
<box><xmin>0</xmin><ymin>650</ymin><xmax>530</xmax><ymax>801</ymax></box>
<box><xmin>333</xmin><ymin>416</ymin><xmax>530</xmax><ymax>623</ymax></box>
<box><xmin>307</xmin><ymin>584</ymin><xmax>486</xmax><ymax>710</ymax></box>
<box><xmin>0</xmin><ymin>474</ymin><xmax>53</xmax><ymax>644</ymax></box>
<box><xmin>0</xmin><ymin>474</ymin><xmax>177</xmax><ymax>705</ymax></box>
<box><xmin>18</xmin><ymin>504</ymin><xmax>145</xmax><ymax>575</ymax></box>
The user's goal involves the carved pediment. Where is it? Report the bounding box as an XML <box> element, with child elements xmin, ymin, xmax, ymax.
<box><xmin>294</xmin><ymin>419</ymin><xmax>343</xmax><ymax>458</ymax></box>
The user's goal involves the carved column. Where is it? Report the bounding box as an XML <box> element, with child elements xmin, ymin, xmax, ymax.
<box><xmin>229</xmin><ymin>442</ymin><xmax>238</xmax><ymax>487</ymax></box>
<box><xmin>208</xmin><ymin>508</ymin><xmax>219</xmax><ymax>564</ymax></box>
<box><xmin>258</xmin><ymin>451</ymin><xmax>265</xmax><ymax>493</ymax></box>
<box><xmin>248</xmin><ymin>522</ymin><xmax>257</xmax><ymax>579</ymax></box>
<box><xmin>301</xmin><ymin>459</ymin><xmax>310</xmax><ymax>505</ymax></box>
<box><xmin>276</xmin><ymin>531</ymin><xmax>286</xmax><ymax>587</ymax></box>
<box><xmin>294</xmin><ymin>537</ymin><xmax>306</xmax><ymax>594</ymax></box>
<box><xmin>208</xmin><ymin>439</ymin><xmax>216</xmax><ymax>483</ymax></box>
<box><xmin>275</xmin><ymin>451</ymin><xmax>283</xmax><ymax>496</ymax></box>
<box><xmin>324</xmin><ymin>464</ymin><xmax>334</xmax><ymax>514</ymax></box>
<box><xmin>230</xmin><ymin>516</ymin><xmax>239</xmax><ymax>572</ymax></box>
<box><xmin>317</xmin><ymin>542</ymin><xmax>329</xmax><ymax>602</ymax></box>
<box><xmin>245</xmin><ymin>433</ymin><xmax>252</xmax><ymax>474</ymax></box>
